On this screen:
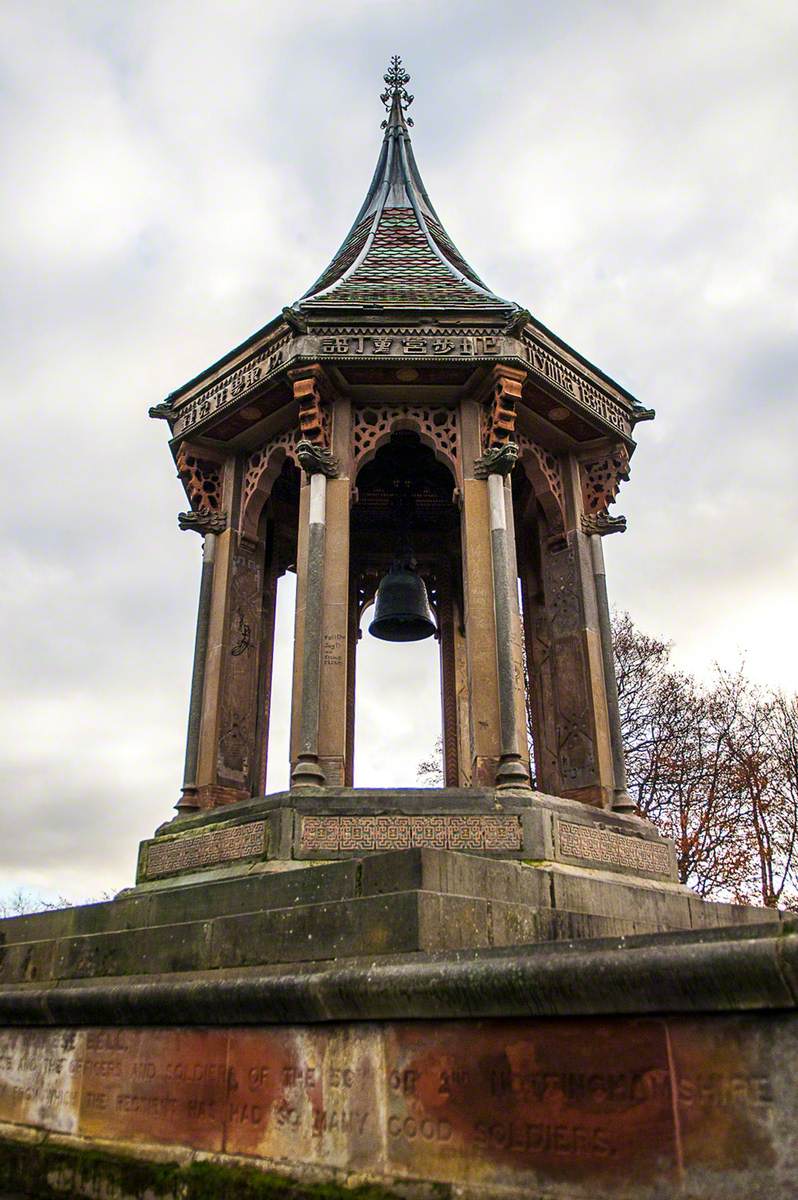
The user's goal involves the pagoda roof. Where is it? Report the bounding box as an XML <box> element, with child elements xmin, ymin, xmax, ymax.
<box><xmin>296</xmin><ymin>57</ymin><xmax>516</xmax><ymax>317</ymax></box>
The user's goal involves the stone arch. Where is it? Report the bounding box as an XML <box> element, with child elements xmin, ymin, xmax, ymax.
<box><xmin>241</xmin><ymin>434</ymin><xmax>299</xmax><ymax>544</ymax></box>
<box><xmin>352</xmin><ymin>404</ymin><xmax>459</xmax><ymax>482</ymax></box>
<box><xmin>517</xmin><ymin>434</ymin><xmax>566</xmax><ymax>540</ymax></box>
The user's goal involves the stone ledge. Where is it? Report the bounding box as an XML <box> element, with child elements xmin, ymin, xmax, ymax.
<box><xmin>0</xmin><ymin>923</ymin><xmax>795</xmax><ymax>1027</ymax></box>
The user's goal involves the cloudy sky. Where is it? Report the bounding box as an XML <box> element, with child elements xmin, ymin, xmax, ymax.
<box><xmin>0</xmin><ymin>0</ymin><xmax>796</xmax><ymax>903</ymax></box>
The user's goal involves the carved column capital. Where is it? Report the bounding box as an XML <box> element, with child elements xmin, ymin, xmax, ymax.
<box><xmin>296</xmin><ymin>439</ymin><xmax>339</xmax><ymax>478</ymax></box>
<box><xmin>581</xmin><ymin>511</ymin><xmax>627</xmax><ymax>536</ymax></box>
<box><xmin>474</xmin><ymin>442</ymin><xmax>519</xmax><ymax>478</ymax></box>
<box><xmin>178</xmin><ymin>509</ymin><xmax>228</xmax><ymax>535</ymax></box>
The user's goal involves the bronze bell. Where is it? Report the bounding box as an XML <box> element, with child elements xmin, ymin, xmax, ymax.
<box><xmin>369</xmin><ymin>564</ymin><xmax>437</xmax><ymax>642</ymax></box>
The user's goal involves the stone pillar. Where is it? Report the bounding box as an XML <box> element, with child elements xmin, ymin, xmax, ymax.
<box><xmin>436</xmin><ymin>562</ymin><xmax>460</xmax><ymax>788</ymax></box>
<box><xmin>459</xmin><ymin>399</ymin><xmax>503</xmax><ymax>786</ymax></box>
<box><xmin>317</xmin><ymin>395</ymin><xmax>352</xmax><ymax>786</ymax></box>
<box><xmin>481</xmin><ymin>456</ymin><xmax>530</xmax><ymax>790</ymax></box>
<box><xmin>344</xmin><ymin>574</ymin><xmax>359</xmax><ymax>788</ymax></box>
<box><xmin>518</xmin><ymin>548</ymin><xmax>560</xmax><ymax>795</ymax></box>
<box><xmin>452</xmin><ymin>588</ymin><xmax>471</xmax><ymax>787</ymax></box>
<box><xmin>536</xmin><ymin>453</ymin><xmax>615</xmax><ymax>807</ymax></box>
<box><xmin>590</xmin><ymin>533</ymin><xmax>635</xmax><ymax>812</ymax></box>
<box><xmin>287</xmin><ymin>367</ymin><xmax>344</xmax><ymax>789</ymax></box>
<box><xmin>291</xmin><ymin>466</ymin><xmax>329</xmax><ymax>788</ymax></box>
<box><xmin>175</xmin><ymin>510</ymin><xmax>227</xmax><ymax>814</ymax></box>
<box><xmin>253</xmin><ymin>545</ymin><xmax>280</xmax><ymax>797</ymax></box>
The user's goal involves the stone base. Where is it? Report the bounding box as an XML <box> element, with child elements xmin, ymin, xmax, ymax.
<box><xmin>137</xmin><ymin>786</ymin><xmax>679</xmax><ymax>885</ymax></box>
<box><xmin>0</xmin><ymin>846</ymin><xmax>780</xmax><ymax>989</ymax></box>
<box><xmin>0</xmin><ymin>787</ymin><xmax>792</xmax><ymax>1198</ymax></box>
<box><xmin>0</xmin><ymin>924</ymin><xmax>797</xmax><ymax>1198</ymax></box>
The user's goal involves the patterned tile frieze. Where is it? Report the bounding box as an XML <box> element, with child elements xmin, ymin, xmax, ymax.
<box><xmin>557</xmin><ymin>820</ymin><xmax>671</xmax><ymax>876</ymax></box>
<box><xmin>299</xmin><ymin>814</ymin><xmax>522</xmax><ymax>853</ymax></box>
<box><xmin>145</xmin><ymin>821</ymin><xmax>267</xmax><ymax>879</ymax></box>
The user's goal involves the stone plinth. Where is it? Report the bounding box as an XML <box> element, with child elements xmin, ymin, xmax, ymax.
<box><xmin>0</xmin><ymin>924</ymin><xmax>797</xmax><ymax>1198</ymax></box>
<box><xmin>0</xmin><ymin>789</ymin><xmax>792</xmax><ymax>1198</ymax></box>
<box><xmin>136</xmin><ymin>787</ymin><xmax>679</xmax><ymax>884</ymax></box>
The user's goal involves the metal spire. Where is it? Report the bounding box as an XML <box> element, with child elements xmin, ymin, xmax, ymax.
<box><xmin>380</xmin><ymin>55</ymin><xmax>414</xmax><ymax>129</ymax></box>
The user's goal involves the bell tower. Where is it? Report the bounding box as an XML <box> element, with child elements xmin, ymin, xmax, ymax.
<box><xmin>149</xmin><ymin>56</ymin><xmax>656</xmax><ymax>857</ymax></box>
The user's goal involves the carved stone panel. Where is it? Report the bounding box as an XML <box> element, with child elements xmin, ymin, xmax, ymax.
<box><xmin>299</xmin><ymin>815</ymin><xmax>522</xmax><ymax>853</ymax></box>
<box><xmin>540</xmin><ymin>539</ymin><xmax>599</xmax><ymax>794</ymax></box>
<box><xmin>3</xmin><ymin>1014</ymin><xmax>791</xmax><ymax>1194</ymax></box>
<box><xmin>144</xmin><ymin>821</ymin><xmax>267</xmax><ymax>880</ymax></box>
<box><xmin>580</xmin><ymin>447</ymin><xmax>630</xmax><ymax>518</ymax></box>
<box><xmin>556</xmin><ymin>820</ymin><xmax>673</xmax><ymax>877</ymax></box>
<box><xmin>517</xmin><ymin>433</ymin><xmax>567</xmax><ymax>537</ymax></box>
<box><xmin>216</xmin><ymin>544</ymin><xmax>264</xmax><ymax>790</ymax></box>
<box><xmin>176</xmin><ymin>444</ymin><xmax>224</xmax><ymax>513</ymax></box>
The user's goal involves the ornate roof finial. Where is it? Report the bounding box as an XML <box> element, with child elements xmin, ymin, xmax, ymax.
<box><xmin>380</xmin><ymin>54</ymin><xmax>414</xmax><ymax>128</ymax></box>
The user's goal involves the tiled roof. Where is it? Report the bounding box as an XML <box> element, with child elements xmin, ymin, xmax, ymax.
<box><xmin>297</xmin><ymin>88</ymin><xmax>514</xmax><ymax>314</ymax></box>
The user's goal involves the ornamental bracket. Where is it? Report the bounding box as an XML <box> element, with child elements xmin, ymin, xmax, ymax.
<box><xmin>474</xmin><ymin>442</ymin><xmax>519</xmax><ymax>478</ymax></box>
<box><xmin>178</xmin><ymin>510</ymin><xmax>228</xmax><ymax>535</ymax></box>
<box><xmin>296</xmin><ymin>439</ymin><xmax>339</xmax><ymax>478</ymax></box>
<box><xmin>581</xmin><ymin>511</ymin><xmax>627</xmax><ymax>536</ymax></box>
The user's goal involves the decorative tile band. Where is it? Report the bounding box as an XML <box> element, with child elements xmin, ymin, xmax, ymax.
<box><xmin>299</xmin><ymin>814</ymin><xmax>523</xmax><ymax>853</ymax></box>
<box><xmin>558</xmin><ymin>821</ymin><xmax>671</xmax><ymax>876</ymax></box>
<box><xmin>145</xmin><ymin>821</ymin><xmax>267</xmax><ymax>879</ymax></box>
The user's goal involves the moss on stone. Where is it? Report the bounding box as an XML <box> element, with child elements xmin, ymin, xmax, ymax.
<box><xmin>0</xmin><ymin>1137</ymin><xmax>416</xmax><ymax>1200</ymax></box>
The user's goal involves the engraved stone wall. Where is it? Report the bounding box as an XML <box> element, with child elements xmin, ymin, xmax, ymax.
<box><xmin>0</xmin><ymin>1015</ymin><xmax>791</xmax><ymax>1196</ymax></box>
<box><xmin>300</xmin><ymin>814</ymin><xmax>522</xmax><ymax>853</ymax></box>
<box><xmin>144</xmin><ymin>821</ymin><xmax>267</xmax><ymax>879</ymax></box>
<box><xmin>558</xmin><ymin>820</ymin><xmax>672</xmax><ymax>876</ymax></box>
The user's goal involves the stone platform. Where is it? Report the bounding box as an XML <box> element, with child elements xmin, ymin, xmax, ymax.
<box><xmin>0</xmin><ymin>788</ymin><xmax>794</xmax><ymax>1198</ymax></box>
<box><xmin>138</xmin><ymin>787</ymin><xmax>678</xmax><ymax>884</ymax></box>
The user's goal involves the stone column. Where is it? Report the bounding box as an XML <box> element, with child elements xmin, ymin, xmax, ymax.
<box><xmin>290</xmin><ymin>441</ymin><xmax>339</xmax><ymax>788</ymax></box>
<box><xmin>253</xmin><ymin>546</ymin><xmax>280</xmax><ymax>797</ymax></box>
<box><xmin>344</xmin><ymin>573</ymin><xmax>359</xmax><ymax>788</ymax></box>
<box><xmin>590</xmin><ymin>533</ymin><xmax>634</xmax><ymax>812</ymax></box>
<box><xmin>317</xmin><ymin>394</ymin><xmax>352</xmax><ymax>786</ymax></box>
<box><xmin>478</xmin><ymin>447</ymin><xmax>530</xmax><ymax>790</ymax></box>
<box><xmin>459</xmin><ymin>399</ymin><xmax>503</xmax><ymax>786</ymax></box>
<box><xmin>518</xmin><ymin>549</ymin><xmax>560</xmax><ymax>794</ymax></box>
<box><xmin>175</xmin><ymin>510</ymin><xmax>227</xmax><ymax>814</ymax></box>
<box><xmin>436</xmin><ymin>562</ymin><xmax>460</xmax><ymax>788</ymax></box>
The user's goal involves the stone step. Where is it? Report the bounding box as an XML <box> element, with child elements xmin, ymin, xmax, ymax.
<box><xmin>0</xmin><ymin>886</ymin><xmax>663</xmax><ymax>985</ymax></box>
<box><xmin>0</xmin><ymin>848</ymin><xmax>777</xmax><ymax>970</ymax></box>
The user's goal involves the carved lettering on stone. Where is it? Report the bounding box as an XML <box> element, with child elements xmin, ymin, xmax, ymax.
<box><xmin>0</xmin><ymin>1018</ymin><xmax>786</xmax><ymax>1190</ymax></box>
<box><xmin>558</xmin><ymin>820</ymin><xmax>671</xmax><ymax>875</ymax></box>
<box><xmin>144</xmin><ymin>822</ymin><xmax>267</xmax><ymax>879</ymax></box>
<box><xmin>521</xmin><ymin>334</ymin><xmax>632</xmax><ymax>437</ymax></box>
<box><xmin>172</xmin><ymin>340</ymin><xmax>290</xmax><ymax>437</ymax></box>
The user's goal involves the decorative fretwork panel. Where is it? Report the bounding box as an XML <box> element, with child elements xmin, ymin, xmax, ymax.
<box><xmin>517</xmin><ymin>432</ymin><xmax>566</xmax><ymax>535</ymax></box>
<box><xmin>241</xmin><ymin>431</ymin><xmax>300</xmax><ymax>543</ymax></box>
<box><xmin>176</xmin><ymin>445</ymin><xmax>223</xmax><ymax>512</ymax></box>
<box><xmin>580</xmin><ymin>447</ymin><xmax>630</xmax><ymax>516</ymax></box>
<box><xmin>352</xmin><ymin>404</ymin><xmax>458</xmax><ymax>472</ymax></box>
